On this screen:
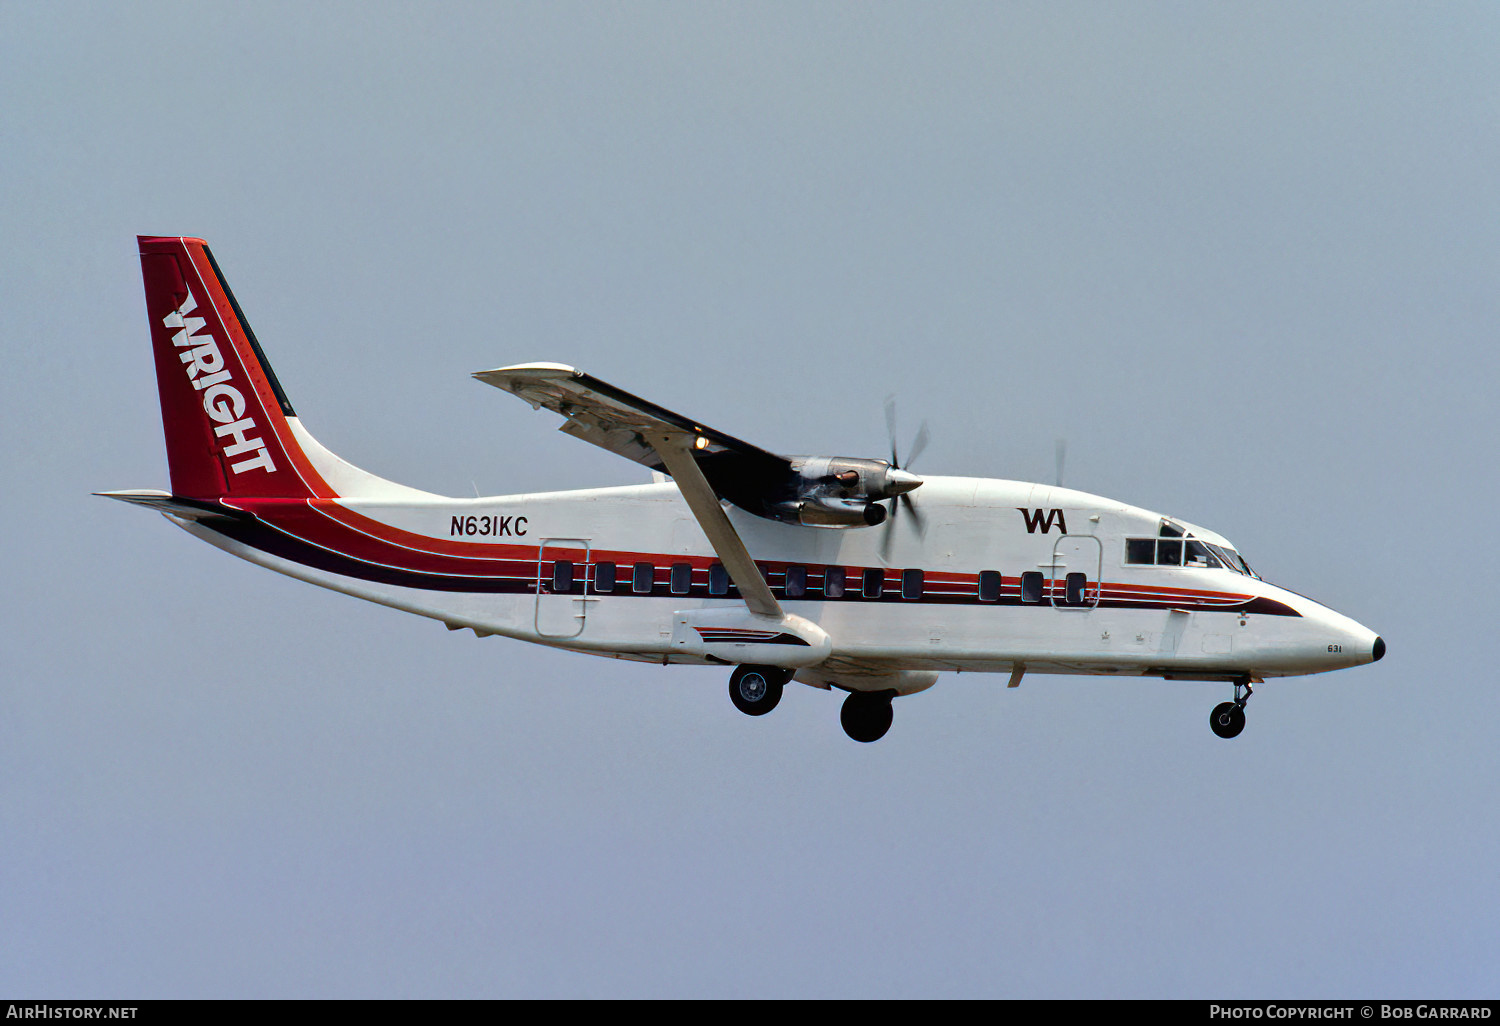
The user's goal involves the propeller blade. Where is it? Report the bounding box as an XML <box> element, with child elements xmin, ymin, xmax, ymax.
<box><xmin>880</xmin><ymin>491</ymin><xmax>925</xmax><ymax>563</ymax></box>
<box><xmin>900</xmin><ymin>491</ymin><xmax>926</xmax><ymax>535</ymax></box>
<box><xmin>907</xmin><ymin>420</ymin><xmax>930</xmax><ymax>470</ymax></box>
<box><xmin>880</xmin><ymin>394</ymin><xmax>929</xmax><ymax>563</ymax></box>
<box><xmin>885</xmin><ymin>395</ymin><xmax>900</xmax><ymax>467</ymax></box>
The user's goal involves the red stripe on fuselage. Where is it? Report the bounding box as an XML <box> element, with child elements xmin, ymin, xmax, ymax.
<box><xmin>223</xmin><ymin>498</ymin><xmax>1267</xmax><ymax>610</ymax></box>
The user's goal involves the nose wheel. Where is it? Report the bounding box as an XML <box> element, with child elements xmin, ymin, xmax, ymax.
<box><xmin>1209</xmin><ymin>680</ymin><xmax>1253</xmax><ymax>739</ymax></box>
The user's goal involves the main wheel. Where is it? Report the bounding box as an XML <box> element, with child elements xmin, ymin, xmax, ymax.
<box><xmin>841</xmin><ymin>692</ymin><xmax>894</xmax><ymax>743</ymax></box>
<box><xmin>1209</xmin><ymin>701</ymin><xmax>1246</xmax><ymax>739</ymax></box>
<box><xmin>729</xmin><ymin>665</ymin><xmax>784</xmax><ymax>716</ymax></box>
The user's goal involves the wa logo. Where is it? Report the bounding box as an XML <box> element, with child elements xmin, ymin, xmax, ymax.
<box><xmin>1017</xmin><ymin>508</ymin><xmax>1067</xmax><ymax>534</ymax></box>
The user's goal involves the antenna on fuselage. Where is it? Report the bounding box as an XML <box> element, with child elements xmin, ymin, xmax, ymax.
<box><xmin>1055</xmin><ymin>439</ymin><xmax>1067</xmax><ymax>487</ymax></box>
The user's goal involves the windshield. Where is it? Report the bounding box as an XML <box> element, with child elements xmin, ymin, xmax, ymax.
<box><xmin>1203</xmin><ymin>542</ymin><xmax>1260</xmax><ymax>579</ymax></box>
<box><xmin>1124</xmin><ymin>520</ymin><xmax>1261</xmax><ymax>578</ymax></box>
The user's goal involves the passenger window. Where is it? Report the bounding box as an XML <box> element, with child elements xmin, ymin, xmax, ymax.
<box><xmin>1065</xmin><ymin>572</ymin><xmax>1087</xmax><ymax>605</ymax></box>
<box><xmin>862</xmin><ymin>568</ymin><xmax>884</xmax><ymax>598</ymax></box>
<box><xmin>708</xmin><ymin>562</ymin><xmax>729</xmax><ymax>596</ymax></box>
<box><xmin>785</xmin><ymin>565</ymin><xmax>807</xmax><ymax>598</ymax></box>
<box><xmin>670</xmin><ymin>562</ymin><xmax>692</xmax><ymax>595</ymax></box>
<box><xmin>824</xmin><ymin>566</ymin><xmax>845</xmax><ymax>598</ymax></box>
<box><xmin>978</xmin><ymin>570</ymin><xmax>1002</xmax><ymax>602</ymax></box>
<box><xmin>1156</xmin><ymin>540</ymin><xmax>1183</xmax><ymax>566</ymax></box>
<box><xmin>1020</xmin><ymin>571</ymin><xmax>1044</xmax><ymax>603</ymax></box>
<box><xmin>593</xmin><ymin>561</ymin><xmax>617</xmax><ymax>593</ymax></box>
<box><xmin>901</xmin><ymin>568</ymin><xmax>923</xmax><ymax>600</ymax></box>
<box><xmin>552</xmin><ymin>560</ymin><xmax>574</xmax><ymax>593</ymax></box>
<box><xmin>632</xmin><ymin>562</ymin><xmax>654</xmax><ymax>594</ymax></box>
<box><xmin>1125</xmin><ymin>539</ymin><xmax>1155</xmax><ymax>565</ymax></box>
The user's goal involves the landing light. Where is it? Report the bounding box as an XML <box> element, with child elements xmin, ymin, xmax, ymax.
<box><xmin>694</xmin><ymin>436</ymin><xmax>709</xmax><ymax>450</ymax></box>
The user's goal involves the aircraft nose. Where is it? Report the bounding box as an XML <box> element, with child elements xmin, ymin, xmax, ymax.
<box><xmin>1373</xmin><ymin>636</ymin><xmax>1386</xmax><ymax>662</ymax></box>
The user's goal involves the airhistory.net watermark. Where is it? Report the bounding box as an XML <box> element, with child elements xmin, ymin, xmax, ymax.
<box><xmin>6</xmin><ymin>1007</ymin><xmax>137</xmax><ymax>1020</ymax></box>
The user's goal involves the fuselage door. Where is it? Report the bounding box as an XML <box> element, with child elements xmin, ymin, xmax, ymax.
<box><xmin>536</xmin><ymin>538</ymin><xmax>592</xmax><ymax>638</ymax></box>
<box><xmin>1050</xmin><ymin>534</ymin><xmax>1102</xmax><ymax>609</ymax></box>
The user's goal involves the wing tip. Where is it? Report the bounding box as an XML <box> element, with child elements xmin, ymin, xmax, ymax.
<box><xmin>472</xmin><ymin>362</ymin><xmax>580</xmax><ymax>385</ymax></box>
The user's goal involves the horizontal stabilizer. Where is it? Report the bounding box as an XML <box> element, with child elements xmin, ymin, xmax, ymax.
<box><xmin>93</xmin><ymin>489</ymin><xmax>244</xmax><ymax>521</ymax></box>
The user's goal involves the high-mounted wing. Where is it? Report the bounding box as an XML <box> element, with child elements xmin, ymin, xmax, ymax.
<box><xmin>472</xmin><ymin>363</ymin><xmax>791</xmax><ymax>498</ymax></box>
<box><xmin>474</xmin><ymin>363</ymin><xmax>787</xmax><ymax>616</ymax></box>
<box><xmin>473</xmin><ymin>363</ymin><xmax>921</xmax><ymax>532</ymax></box>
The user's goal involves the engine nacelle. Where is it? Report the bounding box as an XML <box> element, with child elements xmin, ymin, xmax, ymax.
<box><xmin>757</xmin><ymin>456</ymin><xmax>920</xmax><ymax>528</ymax></box>
<box><xmin>766</xmin><ymin>496</ymin><xmax>887</xmax><ymax>527</ymax></box>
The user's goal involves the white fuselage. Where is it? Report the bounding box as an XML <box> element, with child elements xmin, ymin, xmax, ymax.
<box><xmin>181</xmin><ymin>474</ymin><xmax>1380</xmax><ymax>693</ymax></box>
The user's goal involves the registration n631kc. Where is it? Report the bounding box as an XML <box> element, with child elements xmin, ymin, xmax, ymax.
<box><xmin>101</xmin><ymin>236</ymin><xmax>1385</xmax><ymax>742</ymax></box>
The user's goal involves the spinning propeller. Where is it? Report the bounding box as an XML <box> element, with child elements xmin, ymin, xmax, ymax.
<box><xmin>881</xmin><ymin>396</ymin><xmax>928</xmax><ymax>561</ymax></box>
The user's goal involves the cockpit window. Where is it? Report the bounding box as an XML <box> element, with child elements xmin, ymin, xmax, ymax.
<box><xmin>1125</xmin><ymin>530</ymin><xmax>1256</xmax><ymax>577</ymax></box>
<box><xmin>1156</xmin><ymin>539</ymin><xmax>1183</xmax><ymax>565</ymax></box>
<box><xmin>1185</xmin><ymin>540</ymin><xmax>1221</xmax><ymax>569</ymax></box>
<box><xmin>1203</xmin><ymin>543</ymin><xmax>1259</xmax><ymax>579</ymax></box>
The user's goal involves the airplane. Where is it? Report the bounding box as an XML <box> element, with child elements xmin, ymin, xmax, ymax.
<box><xmin>100</xmin><ymin>236</ymin><xmax>1385</xmax><ymax>742</ymax></box>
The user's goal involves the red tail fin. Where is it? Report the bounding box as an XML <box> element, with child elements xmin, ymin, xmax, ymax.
<box><xmin>138</xmin><ymin>236</ymin><xmax>332</xmax><ymax>501</ymax></box>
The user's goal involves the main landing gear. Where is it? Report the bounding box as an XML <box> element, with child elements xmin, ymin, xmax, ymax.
<box><xmin>1209</xmin><ymin>679</ymin><xmax>1254</xmax><ymax>739</ymax></box>
<box><xmin>726</xmin><ymin>666</ymin><xmax>898</xmax><ymax>742</ymax></box>
<box><xmin>728</xmin><ymin>665</ymin><xmax>790</xmax><ymax>716</ymax></box>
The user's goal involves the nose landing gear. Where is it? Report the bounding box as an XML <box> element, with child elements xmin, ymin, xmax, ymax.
<box><xmin>1209</xmin><ymin>679</ymin><xmax>1253</xmax><ymax>739</ymax></box>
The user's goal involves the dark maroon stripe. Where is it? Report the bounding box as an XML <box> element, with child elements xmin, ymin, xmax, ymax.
<box><xmin>207</xmin><ymin>517</ymin><xmax>535</xmax><ymax>594</ymax></box>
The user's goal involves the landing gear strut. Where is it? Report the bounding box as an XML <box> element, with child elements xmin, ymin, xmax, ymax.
<box><xmin>841</xmin><ymin>691</ymin><xmax>895</xmax><ymax>743</ymax></box>
<box><xmin>728</xmin><ymin>665</ymin><xmax>789</xmax><ymax>716</ymax></box>
<box><xmin>1209</xmin><ymin>679</ymin><xmax>1253</xmax><ymax>739</ymax></box>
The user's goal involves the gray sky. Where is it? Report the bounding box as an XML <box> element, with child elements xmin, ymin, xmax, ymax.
<box><xmin>2</xmin><ymin>1</ymin><xmax>1495</xmax><ymax>998</ymax></box>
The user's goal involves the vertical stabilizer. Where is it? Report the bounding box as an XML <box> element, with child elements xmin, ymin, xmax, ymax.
<box><xmin>137</xmin><ymin>236</ymin><xmax>332</xmax><ymax>500</ymax></box>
